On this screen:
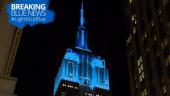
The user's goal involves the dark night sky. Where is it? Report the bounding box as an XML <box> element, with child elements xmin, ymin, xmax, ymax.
<box><xmin>11</xmin><ymin>0</ymin><xmax>130</xmax><ymax>96</ymax></box>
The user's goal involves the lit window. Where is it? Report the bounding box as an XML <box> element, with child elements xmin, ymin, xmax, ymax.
<box><xmin>164</xmin><ymin>38</ymin><xmax>168</xmax><ymax>46</ymax></box>
<box><xmin>141</xmin><ymin>71</ymin><xmax>144</xmax><ymax>78</ymax></box>
<box><xmin>133</xmin><ymin>27</ymin><xmax>136</xmax><ymax>34</ymax></box>
<box><xmin>154</xmin><ymin>34</ymin><xmax>157</xmax><ymax>41</ymax></box>
<box><xmin>74</xmin><ymin>86</ymin><xmax>78</xmax><ymax>89</ymax></box>
<box><xmin>151</xmin><ymin>21</ymin><xmax>154</xmax><ymax>26</ymax></box>
<box><xmin>138</xmin><ymin>64</ymin><xmax>143</xmax><ymax>74</ymax></box>
<box><xmin>126</xmin><ymin>34</ymin><xmax>132</xmax><ymax>46</ymax></box>
<box><xmin>139</xmin><ymin>57</ymin><xmax>142</xmax><ymax>63</ymax></box>
<box><xmin>138</xmin><ymin>67</ymin><xmax>142</xmax><ymax>74</ymax></box>
<box><xmin>141</xmin><ymin>88</ymin><xmax>147</xmax><ymax>96</ymax></box>
<box><xmin>129</xmin><ymin>0</ymin><xmax>133</xmax><ymax>4</ymax></box>
<box><xmin>67</xmin><ymin>85</ymin><xmax>73</xmax><ymax>88</ymax></box>
<box><xmin>144</xmin><ymin>32</ymin><xmax>147</xmax><ymax>38</ymax></box>
<box><xmin>137</xmin><ymin>56</ymin><xmax>143</xmax><ymax>66</ymax></box>
<box><xmin>131</xmin><ymin>14</ymin><xmax>137</xmax><ymax>25</ymax></box>
<box><xmin>134</xmin><ymin>19</ymin><xmax>137</xmax><ymax>24</ymax></box>
<box><xmin>139</xmin><ymin>71</ymin><xmax>144</xmax><ymax>82</ymax></box>
<box><xmin>141</xmin><ymin>64</ymin><xmax>143</xmax><ymax>70</ymax></box>
<box><xmin>163</xmin><ymin>85</ymin><xmax>167</xmax><ymax>94</ymax></box>
<box><xmin>131</xmin><ymin>15</ymin><xmax>135</xmax><ymax>22</ymax></box>
<box><xmin>139</xmin><ymin>75</ymin><xmax>142</xmax><ymax>82</ymax></box>
<box><xmin>137</xmin><ymin>60</ymin><xmax>140</xmax><ymax>67</ymax></box>
<box><xmin>137</xmin><ymin>56</ymin><xmax>144</xmax><ymax>82</ymax></box>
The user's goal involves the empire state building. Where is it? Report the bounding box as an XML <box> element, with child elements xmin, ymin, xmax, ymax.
<box><xmin>53</xmin><ymin>1</ymin><xmax>111</xmax><ymax>96</ymax></box>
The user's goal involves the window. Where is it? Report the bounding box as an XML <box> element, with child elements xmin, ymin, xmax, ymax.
<box><xmin>164</xmin><ymin>38</ymin><xmax>168</xmax><ymax>46</ymax></box>
<box><xmin>126</xmin><ymin>33</ymin><xmax>133</xmax><ymax>47</ymax></box>
<box><xmin>151</xmin><ymin>21</ymin><xmax>154</xmax><ymax>27</ymax></box>
<box><xmin>74</xmin><ymin>86</ymin><xmax>78</xmax><ymax>89</ymax></box>
<box><xmin>137</xmin><ymin>56</ymin><xmax>143</xmax><ymax>67</ymax></box>
<box><xmin>141</xmin><ymin>88</ymin><xmax>147</xmax><ymax>96</ymax></box>
<box><xmin>137</xmin><ymin>57</ymin><xmax>145</xmax><ymax>82</ymax></box>
<box><xmin>163</xmin><ymin>85</ymin><xmax>167</xmax><ymax>94</ymax></box>
<box><xmin>154</xmin><ymin>34</ymin><xmax>157</xmax><ymax>41</ymax></box>
<box><xmin>133</xmin><ymin>27</ymin><xmax>136</xmax><ymax>34</ymax></box>
<box><xmin>127</xmin><ymin>34</ymin><xmax>132</xmax><ymax>44</ymax></box>
<box><xmin>100</xmin><ymin>68</ymin><xmax>105</xmax><ymax>84</ymax></box>
<box><xmin>62</xmin><ymin>84</ymin><xmax>66</xmax><ymax>87</ymax></box>
<box><xmin>131</xmin><ymin>14</ymin><xmax>137</xmax><ymax>26</ymax></box>
<box><xmin>67</xmin><ymin>60</ymin><xmax>76</xmax><ymax>79</ymax></box>
<box><xmin>129</xmin><ymin>0</ymin><xmax>133</xmax><ymax>4</ymax></box>
<box><xmin>144</xmin><ymin>32</ymin><xmax>147</xmax><ymax>39</ymax></box>
<box><xmin>139</xmin><ymin>71</ymin><xmax>144</xmax><ymax>82</ymax></box>
<box><xmin>131</xmin><ymin>14</ymin><xmax>136</xmax><ymax>22</ymax></box>
<box><xmin>67</xmin><ymin>84</ymin><xmax>73</xmax><ymax>88</ymax></box>
<box><xmin>138</xmin><ymin>64</ymin><xmax>143</xmax><ymax>74</ymax></box>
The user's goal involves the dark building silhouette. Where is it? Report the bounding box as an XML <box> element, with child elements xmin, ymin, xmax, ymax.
<box><xmin>125</xmin><ymin>0</ymin><xmax>170</xmax><ymax>96</ymax></box>
<box><xmin>0</xmin><ymin>0</ymin><xmax>23</xmax><ymax>95</ymax></box>
<box><xmin>53</xmin><ymin>0</ymin><xmax>111</xmax><ymax>96</ymax></box>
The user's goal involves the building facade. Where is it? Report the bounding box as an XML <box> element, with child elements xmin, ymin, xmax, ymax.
<box><xmin>125</xmin><ymin>0</ymin><xmax>170</xmax><ymax>96</ymax></box>
<box><xmin>0</xmin><ymin>0</ymin><xmax>23</xmax><ymax>96</ymax></box>
<box><xmin>53</xmin><ymin>1</ymin><xmax>110</xmax><ymax>96</ymax></box>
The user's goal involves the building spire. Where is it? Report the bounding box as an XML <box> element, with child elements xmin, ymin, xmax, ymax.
<box><xmin>80</xmin><ymin>0</ymin><xmax>85</xmax><ymax>26</ymax></box>
<box><xmin>75</xmin><ymin>0</ymin><xmax>90</xmax><ymax>51</ymax></box>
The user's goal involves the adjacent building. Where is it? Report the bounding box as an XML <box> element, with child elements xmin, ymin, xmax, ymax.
<box><xmin>125</xmin><ymin>0</ymin><xmax>170</xmax><ymax>96</ymax></box>
<box><xmin>0</xmin><ymin>0</ymin><xmax>23</xmax><ymax>96</ymax></box>
<box><xmin>53</xmin><ymin>1</ymin><xmax>110</xmax><ymax>96</ymax></box>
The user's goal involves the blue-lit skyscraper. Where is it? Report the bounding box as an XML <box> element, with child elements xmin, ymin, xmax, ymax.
<box><xmin>53</xmin><ymin>1</ymin><xmax>110</xmax><ymax>96</ymax></box>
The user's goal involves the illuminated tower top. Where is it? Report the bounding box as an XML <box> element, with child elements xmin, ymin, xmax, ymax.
<box><xmin>75</xmin><ymin>0</ymin><xmax>90</xmax><ymax>51</ymax></box>
<box><xmin>80</xmin><ymin>1</ymin><xmax>85</xmax><ymax>26</ymax></box>
<box><xmin>53</xmin><ymin>0</ymin><xmax>110</xmax><ymax>95</ymax></box>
